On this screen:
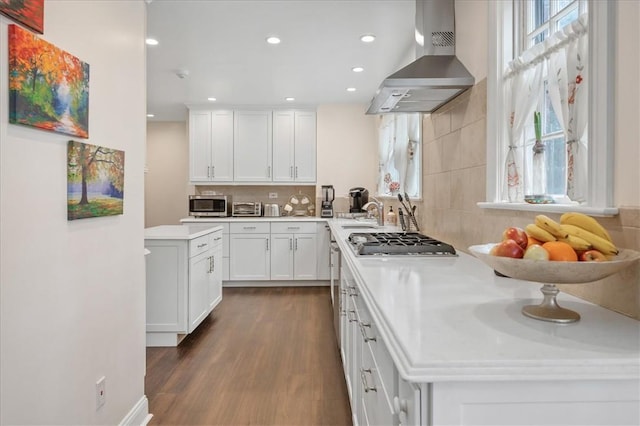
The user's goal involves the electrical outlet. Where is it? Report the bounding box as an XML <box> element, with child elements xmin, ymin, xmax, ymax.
<box><xmin>269</xmin><ymin>192</ymin><xmax>278</xmax><ymax>199</ymax></box>
<box><xmin>96</xmin><ymin>376</ymin><xmax>106</xmax><ymax>409</ymax></box>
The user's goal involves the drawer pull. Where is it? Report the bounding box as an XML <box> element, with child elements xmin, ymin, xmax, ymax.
<box><xmin>360</xmin><ymin>368</ymin><xmax>377</xmax><ymax>393</ymax></box>
<box><xmin>197</xmin><ymin>243</ymin><xmax>208</xmax><ymax>249</ymax></box>
<box><xmin>287</xmin><ymin>226</ymin><xmax>300</xmax><ymax>230</ymax></box>
<box><xmin>347</xmin><ymin>310</ymin><xmax>357</xmax><ymax>323</ymax></box>
<box><xmin>348</xmin><ymin>286</ymin><xmax>358</xmax><ymax>297</ymax></box>
<box><xmin>359</xmin><ymin>321</ymin><xmax>377</xmax><ymax>342</ymax></box>
<box><xmin>214</xmin><ymin>236</ymin><xmax>222</xmax><ymax>241</ymax></box>
<box><xmin>243</xmin><ymin>226</ymin><xmax>256</xmax><ymax>230</ymax></box>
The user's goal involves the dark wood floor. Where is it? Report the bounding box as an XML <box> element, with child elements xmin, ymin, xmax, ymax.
<box><xmin>146</xmin><ymin>286</ymin><xmax>352</xmax><ymax>425</ymax></box>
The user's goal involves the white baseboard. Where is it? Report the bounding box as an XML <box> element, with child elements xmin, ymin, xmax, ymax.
<box><xmin>223</xmin><ymin>280</ymin><xmax>330</xmax><ymax>288</ymax></box>
<box><xmin>119</xmin><ymin>395</ymin><xmax>152</xmax><ymax>426</ymax></box>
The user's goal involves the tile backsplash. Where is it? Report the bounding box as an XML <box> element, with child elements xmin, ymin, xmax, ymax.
<box><xmin>417</xmin><ymin>79</ymin><xmax>640</xmax><ymax>320</ymax></box>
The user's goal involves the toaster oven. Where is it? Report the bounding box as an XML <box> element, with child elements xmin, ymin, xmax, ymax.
<box><xmin>189</xmin><ymin>195</ymin><xmax>231</xmax><ymax>217</ymax></box>
<box><xmin>232</xmin><ymin>202</ymin><xmax>262</xmax><ymax>217</ymax></box>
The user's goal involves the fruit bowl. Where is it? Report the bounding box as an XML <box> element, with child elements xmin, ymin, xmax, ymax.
<box><xmin>469</xmin><ymin>243</ymin><xmax>640</xmax><ymax>323</ymax></box>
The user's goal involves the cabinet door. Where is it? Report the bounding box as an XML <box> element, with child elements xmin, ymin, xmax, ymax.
<box><xmin>293</xmin><ymin>234</ymin><xmax>317</xmax><ymax>280</ymax></box>
<box><xmin>234</xmin><ymin>111</ymin><xmax>272</xmax><ymax>181</ymax></box>
<box><xmin>272</xmin><ymin>111</ymin><xmax>295</xmax><ymax>182</ymax></box>
<box><xmin>294</xmin><ymin>111</ymin><xmax>317</xmax><ymax>182</ymax></box>
<box><xmin>316</xmin><ymin>223</ymin><xmax>331</xmax><ymax>280</ymax></box>
<box><xmin>209</xmin><ymin>232</ymin><xmax>223</xmax><ymax>311</ymax></box>
<box><xmin>188</xmin><ymin>250</ymin><xmax>211</xmax><ymax>332</ymax></box>
<box><xmin>189</xmin><ymin>111</ymin><xmax>213</xmax><ymax>182</ymax></box>
<box><xmin>229</xmin><ymin>234</ymin><xmax>271</xmax><ymax>280</ymax></box>
<box><xmin>270</xmin><ymin>234</ymin><xmax>294</xmax><ymax>280</ymax></box>
<box><xmin>210</xmin><ymin>110</ymin><xmax>234</xmax><ymax>181</ymax></box>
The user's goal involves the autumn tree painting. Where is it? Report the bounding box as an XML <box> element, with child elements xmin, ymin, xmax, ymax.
<box><xmin>0</xmin><ymin>0</ymin><xmax>44</xmax><ymax>33</ymax></box>
<box><xmin>67</xmin><ymin>140</ymin><xmax>125</xmax><ymax>220</ymax></box>
<box><xmin>9</xmin><ymin>24</ymin><xmax>89</xmax><ymax>138</ymax></box>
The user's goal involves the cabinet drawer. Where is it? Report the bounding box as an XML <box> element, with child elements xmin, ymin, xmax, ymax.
<box><xmin>189</xmin><ymin>235</ymin><xmax>210</xmax><ymax>258</ymax></box>
<box><xmin>361</xmin><ymin>342</ymin><xmax>395</xmax><ymax>426</ymax></box>
<box><xmin>270</xmin><ymin>221</ymin><xmax>317</xmax><ymax>234</ymax></box>
<box><xmin>230</xmin><ymin>222</ymin><xmax>270</xmax><ymax>234</ymax></box>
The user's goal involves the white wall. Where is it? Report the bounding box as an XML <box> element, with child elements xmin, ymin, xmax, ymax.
<box><xmin>316</xmin><ymin>104</ymin><xmax>378</xmax><ymax>198</ymax></box>
<box><xmin>0</xmin><ymin>1</ymin><xmax>148</xmax><ymax>425</ymax></box>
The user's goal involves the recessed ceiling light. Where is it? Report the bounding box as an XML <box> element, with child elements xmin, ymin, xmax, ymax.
<box><xmin>266</xmin><ymin>36</ymin><xmax>281</xmax><ymax>44</ymax></box>
<box><xmin>346</xmin><ymin>87</ymin><xmax>356</xmax><ymax>92</ymax></box>
<box><xmin>360</xmin><ymin>34</ymin><xmax>375</xmax><ymax>43</ymax></box>
<box><xmin>207</xmin><ymin>97</ymin><xmax>217</xmax><ymax>102</ymax></box>
<box><xmin>146</xmin><ymin>113</ymin><xmax>155</xmax><ymax>118</ymax></box>
<box><xmin>145</xmin><ymin>38</ymin><xmax>159</xmax><ymax>46</ymax></box>
<box><xmin>285</xmin><ymin>97</ymin><xmax>295</xmax><ymax>101</ymax></box>
<box><xmin>352</xmin><ymin>66</ymin><xmax>364</xmax><ymax>73</ymax></box>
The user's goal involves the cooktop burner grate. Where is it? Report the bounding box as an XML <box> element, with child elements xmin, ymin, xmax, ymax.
<box><xmin>348</xmin><ymin>232</ymin><xmax>457</xmax><ymax>256</ymax></box>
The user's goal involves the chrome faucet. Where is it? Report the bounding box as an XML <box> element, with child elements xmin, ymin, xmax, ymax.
<box><xmin>362</xmin><ymin>197</ymin><xmax>384</xmax><ymax>226</ymax></box>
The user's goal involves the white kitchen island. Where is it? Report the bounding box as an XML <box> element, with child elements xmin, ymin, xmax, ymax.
<box><xmin>145</xmin><ymin>225</ymin><xmax>223</xmax><ymax>346</ymax></box>
<box><xmin>328</xmin><ymin>219</ymin><xmax>640</xmax><ymax>426</ymax></box>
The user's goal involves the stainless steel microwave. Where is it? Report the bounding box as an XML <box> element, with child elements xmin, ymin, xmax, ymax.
<box><xmin>189</xmin><ymin>195</ymin><xmax>231</xmax><ymax>217</ymax></box>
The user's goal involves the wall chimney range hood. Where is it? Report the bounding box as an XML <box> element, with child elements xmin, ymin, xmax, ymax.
<box><xmin>366</xmin><ymin>0</ymin><xmax>475</xmax><ymax>114</ymax></box>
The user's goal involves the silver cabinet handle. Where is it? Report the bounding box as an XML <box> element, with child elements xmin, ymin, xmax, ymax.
<box><xmin>214</xmin><ymin>236</ymin><xmax>222</xmax><ymax>241</ymax></box>
<box><xmin>295</xmin><ymin>166</ymin><xmax>298</xmax><ymax>179</ymax></box>
<box><xmin>243</xmin><ymin>226</ymin><xmax>256</xmax><ymax>230</ymax></box>
<box><xmin>287</xmin><ymin>226</ymin><xmax>300</xmax><ymax>230</ymax></box>
<box><xmin>289</xmin><ymin>238</ymin><xmax>293</xmax><ymax>251</ymax></box>
<box><xmin>294</xmin><ymin>238</ymin><xmax>298</xmax><ymax>251</ymax></box>
<box><xmin>347</xmin><ymin>310</ymin><xmax>357</xmax><ymax>323</ymax></box>
<box><xmin>360</xmin><ymin>368</ymin><xmax>377</xmax><ymax>393</ymax></box>
<box><xmin>359</xmin><ymin>321</ymin><xmax>377</xmax><ymax>342</ymax></box>
<box><xmin>348</xmin><ymin>285</ymin><xmax>358</xmax><ymax>297</ymax></box>
<box><xmin>266</xmin><ymin>238</ymin><xmax>269</xmax><ymax>251</ymax></box>
<box><xmin>211</xmin><ymin>165</ymin><xmax>215</xmax><ymax>178</ymax></box>
<box><xmin>197</xmin><ymin>243</ymin><xmax>208</xmax><ymax>249</ymax></box>
<box><xmin>267</xmin><ymin>166</ymin><xmax>271</xmax><ymax>178</ymax></box>
<box><xmin>207</xmin><ymin>166</ymin><xmax>211</xmax><ymax>178</ymax></box>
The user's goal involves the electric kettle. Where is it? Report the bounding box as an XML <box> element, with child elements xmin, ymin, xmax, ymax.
<box><xmin>263</xmin><ymin>203</ymin><xmax>281</xmax><ymax>217</ymax></box>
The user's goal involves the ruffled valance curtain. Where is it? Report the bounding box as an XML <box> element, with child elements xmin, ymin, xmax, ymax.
<box><xmin>502</xmin><ymin>13</ymin><xmax>588</xmax><ymax>202</ymax></box>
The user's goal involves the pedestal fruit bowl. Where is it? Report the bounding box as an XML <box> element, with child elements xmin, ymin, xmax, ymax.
<box><xmin>469</xmin><ymin>243</ymin><xmax>640</xmax><ymax>323</ymax></box>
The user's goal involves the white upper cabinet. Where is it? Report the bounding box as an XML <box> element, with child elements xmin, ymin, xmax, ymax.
<box><xmin>234</xmin><ymin>110</ymin><xmax>273</xmax><ymax>182</ymax></box>
<box><xmin>272</xmin><ymin>110</ymin><xmax>316</xmax><ymax>183</ymax></box>
<box><xmin>188</xmin><ymin>110</ymin><xmax>234</xmax><ymax>182</ymax></box>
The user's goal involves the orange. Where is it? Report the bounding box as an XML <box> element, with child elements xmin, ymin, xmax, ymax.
<box><xmin>542</xmin><ymin>241</ymin><xmax>578</xmax><ymax>261</ymax></box>
<box><xmin>527</xmin><ymin>236</ymin><xmax>543</xmax><ymax>247</ymax></box>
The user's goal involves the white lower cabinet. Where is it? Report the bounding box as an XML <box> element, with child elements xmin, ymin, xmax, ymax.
<box><xmin>145</xmin><ymin>227</ymin><xmax>223</xmax><ymax>346</ymax></box>
<box><xmin>229</xmin><ymin>222</ymin><xmax>271</xmax><ymax>280</ymax></box>
<box><xmin>270</xmin><ymin>222</ymin><xmax>317</xmax><ymax>280</ymax></box>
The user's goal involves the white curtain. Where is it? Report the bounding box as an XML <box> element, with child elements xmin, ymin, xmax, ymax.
<box><xmin>377</xmin><ymin>114</ymin><xmax>420</xmax><ymax>197</ymax></box>
<box><xmin>546</xmin><ymin>14</ymin><xmax>589</xmax><ymax>202</ymax></box>
<box><xmin>503</xmin><ymin>52</ymin><xmax>544</xmax><ymax>202</ymax></box>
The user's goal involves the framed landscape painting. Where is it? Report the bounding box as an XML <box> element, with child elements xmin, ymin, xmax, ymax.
<box><xmin>67</xmin><ymin>141</ymin><xmax>125</xmax><ymax>221</ymax></box>
<box><xmin>9</xmin><ymin>24</ymin><xmax>90</xmax><ymax>138</ymax></box>
<box><xmin>0</xmin><ymin>0</ymin><xmax>44</xmax><ymax>34</ymax></box>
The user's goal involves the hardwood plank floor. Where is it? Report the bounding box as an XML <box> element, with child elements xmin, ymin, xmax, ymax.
<box><xmin>146</xmin><ymin>287</ymin><xmax>352</xmax><ymax>426</ymax></box>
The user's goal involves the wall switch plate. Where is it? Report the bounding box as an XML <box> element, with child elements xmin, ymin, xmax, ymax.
<box><xmin>269</xmin><ymin>192</ymin><xmax>278</xmax><ymax>199</ymax></box>
<box><xmin>96</xmin><ymin>376</ymin><xmax>106</xmax><ymax>409</ymax></box>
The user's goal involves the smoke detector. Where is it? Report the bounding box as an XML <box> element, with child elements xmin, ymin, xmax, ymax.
<box><xmin>176</xmin><ymin>69</ymin><xmax>189</xmax><ymax>79</ymax></box>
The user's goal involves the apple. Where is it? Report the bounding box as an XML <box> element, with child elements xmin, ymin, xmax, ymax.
<box><xmin>502</xmin><ymin>227</ymin><xmax>528</xmax><ymax>250</ymax></box>
<box><xmin>490</xmin><ymin>239</ymin><xmax>525</xmax><ymax>259</ymax></box>
<box><xmin>523</xmin><ymin>244</ymin><xmax>550</xmax><ymax>261</ymax></box>
<box><xmin>579</xmin><ymin>249</ymin><xmax>607</xmax><ymax>262</ymax></box>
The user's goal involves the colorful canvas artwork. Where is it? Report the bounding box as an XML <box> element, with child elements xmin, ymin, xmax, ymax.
<box><xmin>0</xmin><ymin>0</ymin><xmax>44</xmax><ymax>34</ymax></box>
<box><xmin>9</xmin><ymin>24</ymin><xmax>90</xmax><ymax>138</ymax></box>
<box><xmin>67</xmin><ymin>141</ymin><xmax>125</xmax><ymax>221</ymax></box>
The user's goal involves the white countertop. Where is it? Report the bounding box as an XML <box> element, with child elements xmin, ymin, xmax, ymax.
<box><xmin>144</xmin><ymin>224</ymin><xmax>223</xmax><ymax>240</ymax></box>
<box><xmin>180</xmin><ymin>216</ymin><xmax>328</xmax><ymax>223</ymax></box>
<box><xmin>328</xmin><ymin>219</ymin><xmax>640</xmax><ymax>383</ymax></box>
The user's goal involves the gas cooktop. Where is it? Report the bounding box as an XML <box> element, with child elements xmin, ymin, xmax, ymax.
<box><xmin>348</xmin><ymin>232</ymin><xmax>457</xmax><ymax>257</ymax></box>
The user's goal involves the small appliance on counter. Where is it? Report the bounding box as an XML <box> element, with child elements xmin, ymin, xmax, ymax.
<box><xmin>232</xmin><ymin>201</ymin><xmax>262</xmax><ymax>217</ymax></box>
<box><xmin>189</xmin><ymin>195</ymin><xmax>231</xmax><ymax>217</ymax></box>
<box><xmin>263</xmin><ymin>203</ymin><xmax>281</xmax><ymax>217</ymax></box>
<box><xmin>321</xmin><ymin>185</ymin><xmax>335</xmax><ymax>218</ymax></box>
<box><xmin>349</xmin><ymin>187</ymin><xmax>369</xmax><ymax>213</ymax></box>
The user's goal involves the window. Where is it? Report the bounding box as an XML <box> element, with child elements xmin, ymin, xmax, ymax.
<box><xmin>483</xmin><ymin>0</ymin><xmax>617</xmax><ymax>216</ymax></box>
<box><xmin>376</xmin><ymin>113</ymin><xmax>421</xmax><ymax>199</ymax></box>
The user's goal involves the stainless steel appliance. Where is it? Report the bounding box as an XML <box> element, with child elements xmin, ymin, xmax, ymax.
<box><xmin>232</xmin><ymin>202</ymin><xmax>262</xmax><ymax>217</ymax></box>
<box><xmin>349</xmin><ymin>187</ymin><xmax>369</xmax><ymax>213</ymax></box>
<box><xmin>348</xmin><ymin>232</ymin><xmax>457</xmax><ymax>256</ymax></box>
<box><xmin>321</xmin><ymin>185</ymin><xmax>335</xmax><ymax>218</ymax></box>
<box><xmin>263</xmin><ymin>203</ymin><xmax>280</xmax><ymax>217</ymax></box>
<box><xmin>189</xmin><ymin>195</ymin><xmax>231</xmax><ymax>217</ymax></box>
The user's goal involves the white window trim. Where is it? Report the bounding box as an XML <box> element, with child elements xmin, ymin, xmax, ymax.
<box><xmin>481</xmin><ymin>0</ymin><xmax>617</xmax><ymax>217</ymax></box>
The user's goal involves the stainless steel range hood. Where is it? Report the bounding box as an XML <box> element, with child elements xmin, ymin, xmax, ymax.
<box><xmin>366</xmin><ymin>0</ymin><xmax>475</xmax><ymax>114</ymax></box>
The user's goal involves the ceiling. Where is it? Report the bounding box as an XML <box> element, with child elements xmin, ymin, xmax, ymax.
<box><xmin>146</xmin><ymin>0</ymin><xmax>417</xmax><ymax>121</ymax></box>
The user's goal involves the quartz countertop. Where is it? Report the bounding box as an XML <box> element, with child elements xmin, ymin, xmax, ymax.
<box><xmin>328</xmin><ymin>219</ymin><xmax>640</xmax><ymax>383</ymax></box>
<box><xmin>144</xmin><ymin>224</ymin><xmax>223</xmax><ymax>240</ymax></box>
<box><xmin>180</xmin><ymin>216</ymin><xmax>329</xmax><ymax>223</ymax></box>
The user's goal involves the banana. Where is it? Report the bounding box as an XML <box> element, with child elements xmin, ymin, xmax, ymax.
<box><xmin>560</xmin><ymin>212</ymin><xmax>613</xmax><ymax>243</ymax></box>
<box><xmin>525</xmin><ymin>223</ymin><xmax>556</xmax><ymax>242</ymax></box>
<box><xmin>557</xmin><ymin>235</ymin><xmax>592</xmax><ymax>251</ymax></box>
<box><xmin>560</xmin><ymin>224</ymin><xmax>619</xmax><ymax>255</ymax></box>
<box><xmin>535</xmin><ymin>214</ymin><xmax>568</xmax><ymax>239</ymax></box>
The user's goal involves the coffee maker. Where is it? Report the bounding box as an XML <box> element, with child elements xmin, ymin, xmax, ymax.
<box><xmin>349</xmin><ymin>187</ymin><xmax>369</xmax><ymax>213</ymax></box>
<box><xmin>321</xmin><ymin>185</ymin><xmax>335</xmax><ymax>218</ymax></box>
